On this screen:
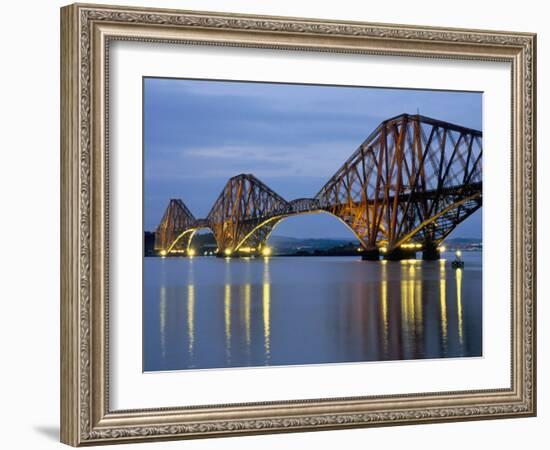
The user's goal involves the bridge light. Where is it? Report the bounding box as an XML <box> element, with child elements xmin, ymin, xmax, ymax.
<box><xmin>188</xmin><ymin>249</ymin><xmax>196</xmax><ymax>257</ymax></box>
<box><xmin>400</xmin><ymin>243</ymin><xmax>422</xmax><ymax>249</ymax></box>
<box><xmin>224</xmin><ymin>248</ymin><xmax>232</xmax><ymax>256</ymax></box>
<box><xmin>159</xmin><ymin>250</ymin><xmax>167</xmax><ymax>257</ymax></box>
<box><xmin>380</xmin><ymin>247</ymin><xmax>387</xmax><ymax>253</ymax></box>
<box><xmin>238</xmin><ymin>247</ymin><xmax>256</xmax><ymax>253</ymax></box>
<box><xmin>262</xmin><ymin>247</ymin><xmax>272</xmax><ymax>257</ymax></box>
<box><xmin>438</xmin><ymin>245</ymin><xmax>446</xmax><ymax>252</ymax></box>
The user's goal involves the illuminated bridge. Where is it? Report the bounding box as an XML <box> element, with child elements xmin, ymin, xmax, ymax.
<box><xmin>154</xmin><ymin>114</ymin><xmax>482</xmax><ymax>260</ymax></box>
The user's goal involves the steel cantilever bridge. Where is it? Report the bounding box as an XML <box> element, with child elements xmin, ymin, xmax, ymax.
<box><xmin>154</xmin><ymin>114</ymin><xmax>482</xmax><ymax>260</ymax></box>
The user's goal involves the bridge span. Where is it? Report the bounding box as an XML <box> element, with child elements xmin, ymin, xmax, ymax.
<box><xmin>153</xmin><ymin>113</ymin><xmax>482</xmax><ymax>260</ymax></box>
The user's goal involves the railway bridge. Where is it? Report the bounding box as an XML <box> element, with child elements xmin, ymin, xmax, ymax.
<box><xmin>154</xmin><ymin>113</ymin><xmax>482</xmax><ymax>260</ymax></box>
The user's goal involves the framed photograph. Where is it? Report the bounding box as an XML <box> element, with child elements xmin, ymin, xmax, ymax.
<box><xmin>60</xmin><ymin>3</ymin><xmax>536</xmax><ymax>446</ymax></box>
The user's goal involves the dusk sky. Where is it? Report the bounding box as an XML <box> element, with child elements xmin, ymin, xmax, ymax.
<box><xmin>144</xmin><ymin>78</ymin><xmax>482</xmax><ymax>239</ymax></box>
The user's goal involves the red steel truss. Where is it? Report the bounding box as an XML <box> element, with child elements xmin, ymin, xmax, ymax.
<box><xmin>154</xmin><ymin>199</ymin><xmax>197</xmax><ymax>254</ymax></box>
<box><xmin>316</xmin><ymin>114</ymin><xmax>482</xmax><ymax>251</ymax></box>
<box><xmin>206</xmin><ymin>174</ymin><xmax>290</xmax><ymax>254</ymax></box>
<box><xmin>154</xmin><ymin>114</ymin><xmax>482</xmax><ymax>257</ymax></box>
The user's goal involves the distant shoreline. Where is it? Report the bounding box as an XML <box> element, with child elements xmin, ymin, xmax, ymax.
<box><xmin>145</xmin><ymin>249</ymin><xmax>482</xmax><ymax>258</ymax></box>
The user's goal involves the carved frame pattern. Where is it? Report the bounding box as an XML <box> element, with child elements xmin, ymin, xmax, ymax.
<box><xmin>60</xmin><ymin>3</ymin><xmax>536</xmax><ymax>446</ymax></box>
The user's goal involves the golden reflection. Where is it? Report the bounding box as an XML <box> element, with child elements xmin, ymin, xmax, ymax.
<box><xmin>380</xmin><ymin>261</ymin><xmax>388</xmax><ymax>356</ymax></box>
<box><xmin>244</xmin><ymin>283</ymin><xmax>251</xmax><ymax>352</ymax></box>
<box><xmin>263</xmin><ymin>260</ymin><xmax>271</xmax><ymax>364</ymax></box>
<box><xmin>439</xmin><ymin>260</ymin><xmax>448</xmax><ymax>353</ymax></box>
<box><xmin>187</xmin><ymin>284</ymin><xmax>195</xmax><ymax>359</ymax></box>
<box><xmin>401</xmin><ymin>261</ymin><xmax>422</xmax><ymax>357</ymax></box>
<box><xmin>224</xmin><ymin>261</ymin><xmax>232</xmax><ymax>363</ymax></box>
<box><xmin>414</xmin><ymin>264</ymin><xmax>423</xmax><ymax>335</ymax></box>
<box><xmin>159</xmin><ymin>286</ymin><xmax>167</xmax><ymax>358</ymax></box>
<box><xmin>456</xmin><ymin>268</ymin><xmax>464</xmax><ymax>345</ymax></box>
<box><xmin>400</xmin><ymin>264</ymin><xmax>411</xmax><ymax>356</ymax></box>
<box><xmin>408</xmin><ymin>265</ymin><xmax>416</xmax><ymax>329</ymax></box>
<box><xmin>224</xmin><ymin>284</ymin><xmax>231</xmax><ymax>363</ymax></box>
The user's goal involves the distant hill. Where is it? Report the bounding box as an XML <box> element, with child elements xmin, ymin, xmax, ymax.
<box><xmin>446</xmin><ymin>237</ymin><xmax>482</xmax><ymax>244</ymax></box>
<box><xmin>268</xmin><ymin>235</ymin><xmax>481</xmax><ymax>254</ymax></box>
<box><xmin>144</xmin><ymin>231</ymin><xmax>481</xmax><ymax>256</ymax></box>
<box><xmin>268</xmin><ymin>235</ymin><xmax>360</xmax><ymax>251</ymax></box>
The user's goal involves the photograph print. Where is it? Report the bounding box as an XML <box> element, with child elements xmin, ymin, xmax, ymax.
<box><xmin>143</xmin><ymin>78</ymin><xmax>482</xmax><ymax>372</ymax></box>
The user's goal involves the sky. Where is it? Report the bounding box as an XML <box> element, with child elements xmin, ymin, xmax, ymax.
<box><xmin>144</xmin><ymin>78</ymin><xmax>482</xmax><ymax>239</ymax></box>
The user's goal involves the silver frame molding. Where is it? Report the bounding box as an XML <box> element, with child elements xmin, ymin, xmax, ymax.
<box><xmin>60</xmin><ymin>3</ymin><xmax>536</xmax><ymax>446</ymax></box>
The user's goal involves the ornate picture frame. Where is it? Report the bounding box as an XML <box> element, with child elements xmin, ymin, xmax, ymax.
<box><xmin>60</xmin><ymin>3</ymin><xmax>536</xmax><ymax>446</ymax></box>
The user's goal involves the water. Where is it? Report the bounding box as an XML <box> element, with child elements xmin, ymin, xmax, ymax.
<box><xmin>143</xmin><ymin>253</ymin><xmax>482</xmax><ymax>372</ymax></box>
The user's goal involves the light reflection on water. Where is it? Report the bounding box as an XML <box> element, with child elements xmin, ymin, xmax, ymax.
<box><xmin>143</xmin><ymin>254</ymin><xmax>482</xmax><ymax>372</ymax></box>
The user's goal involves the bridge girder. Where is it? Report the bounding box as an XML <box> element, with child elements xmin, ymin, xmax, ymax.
<box><xmin>206</xmin><ymin>174</ymin><xmax>290</xmax><ymax>254</ymax></box>
<box><xmin>154</xmin><ymin>114</ymin><xmax>482</xmax><ymax>256</ymax></box>
<box><xmin>316</xmin><ymin>114</ymin><xmax>482</xmax><ymax>251</ymax></box>
<box><xmin>154</xmin><ymin>199</ymin><xmax>197</xmax><ymax>254</ymax></box>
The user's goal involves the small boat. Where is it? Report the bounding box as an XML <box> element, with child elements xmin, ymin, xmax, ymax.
<box><xmin>451</xmin><ymin>250</ymin><xmax>464</xmax><ymax>269</ymax></box>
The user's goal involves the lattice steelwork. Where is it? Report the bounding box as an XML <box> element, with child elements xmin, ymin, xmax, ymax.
<box><xmin>316</xmin><ymin>114</ymin><xmax>482</xmax><ymax>251</ymax></box>
<box><xmin>206</xmin><ymin>174</ymin><xmax>291</xmax><ymax>253</ymax></box>
<box><xmin>154</xmin><ymin>114</ymin><xmax>482</xmax><ymax>257</ymax></box>
<box><xmin>154</xmin><ymin>199</ymin><xmax>197</xmax><ymax>254</ymax></box>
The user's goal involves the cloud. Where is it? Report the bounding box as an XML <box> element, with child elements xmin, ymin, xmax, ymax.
<box><xmin>145</xmin><ymin>141</ymin><xmax>356</xmax><ymax>182</ymax></box>
<box><xmin>143</xmin><ymin>77</ymin><xmax>482</xmax><ymax>235</ymax></box>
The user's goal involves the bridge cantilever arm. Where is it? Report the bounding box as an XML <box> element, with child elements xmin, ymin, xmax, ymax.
<box><xmin>391</xmin><ymin>192</ymin><xmax>482</xmax><ymax>249</ymax></box>
<box><xmin>165</xmin><ymin>228</ymin><xmax>197</xmax><ymax>254</ymax></box>
<box><xmin>233</xmin><ymin>216</ymin><xmax>283</xmax><ymax>252</ymax></box>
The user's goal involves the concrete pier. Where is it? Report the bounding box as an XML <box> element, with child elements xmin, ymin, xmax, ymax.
<box><xmin>361</xmin><ymin>249</ymin><xmax>381</xmax><ymax>261</ymax></box>
<box><xmin>383</xmin><ymin>247</ymin><xmax>418</xmax><ymax>261</ymax></box>
<box><xmin>422</xmin><ymin>244</ymin><xmax>440</xmax><ymax>260</ymax></box>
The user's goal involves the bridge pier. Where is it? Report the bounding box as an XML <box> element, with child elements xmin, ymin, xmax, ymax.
<box><xmin>361</xmin><ymin>249</ymin><xmax>380</xmax><ymax>261</ymax></box>
<box><xmin>422</xmin><ymin>243</ymin><xmax>440</xmax><ymax>261</ymax></box>
<box><xmin>216</xmin><ymin>249</ymin><xmax>267</xmax><ymax>258</ymax></box>
<box><xmin>384</xmin><ymin>247</ymin><xmax>418</xmax><ymax>261</ymax></box>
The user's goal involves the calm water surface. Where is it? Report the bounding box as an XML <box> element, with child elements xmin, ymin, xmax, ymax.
<box><xmin>143</xmin><ymin>253</ymin><xmax>482</xmax><ymax>371</ymax></box>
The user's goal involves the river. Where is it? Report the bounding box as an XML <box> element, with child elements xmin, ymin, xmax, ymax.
<box><xmin>143</xmin><ymin>253</ymin><xmax>482</xmax><ymax>372</ymax></box>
